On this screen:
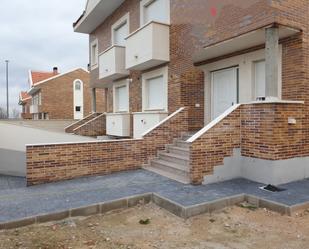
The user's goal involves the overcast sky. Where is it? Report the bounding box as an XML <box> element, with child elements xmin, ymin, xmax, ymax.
<box><xmin>0</xmin><ymin>0</ymin><xmax>88</xmax><ymax>115</ymax></box>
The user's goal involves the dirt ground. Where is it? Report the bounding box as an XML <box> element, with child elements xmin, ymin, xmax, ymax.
<box><xmin>0</xmin><ymin>203</ymin><xmax>308</xmax><ymax>249</ymax></box>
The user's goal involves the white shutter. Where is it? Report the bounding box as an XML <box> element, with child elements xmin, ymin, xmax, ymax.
<box><xmin>143</xmin><ymin>0</ymin><xmax>169</xmax><ymax>24</ymax></box>
<box><xmin>116</xmin><ymin>85</ymin><xmax>128</xmax><ymax>112</ymax></box>
<box><xmin>147</xmin><ymin>75</ymin><xmax>164</xmax><ymax>110</ymax></box>
<box><xmin>114</xmin><ymin>22</ymin><xmax>128</xmax><ymax>46</ymax></box>
<box><xmin>254</xmin><ymin>60</ymin><xmax>266</xmax><ymax>99</ymax></box>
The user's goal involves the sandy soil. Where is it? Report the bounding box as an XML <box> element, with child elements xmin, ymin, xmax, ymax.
<box><xmin>0</xmin><ymin>203</ymin><xmax>308</xmax><ymax>249</ymax></box>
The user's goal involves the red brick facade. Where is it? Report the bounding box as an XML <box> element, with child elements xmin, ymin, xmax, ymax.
<box><xmin>20</xmin><ymin>98</ymin><xmax>32</xmax><ymax>119</ymax></box>
<box><xmin>87</xmin><ymin>0</ymin><xmax>308</xmax><ymax>136</ymax></box>
<box><xmin>190</xmin><ymin>102</ymin><xmax>305</xmax><ymax>184</ymax></box>
<box><xmin>21</xmin><ymin>69</ymin><xmax>105</xmax><ymax>120</ymax></box>
<box><xmin>26</xmin><ymin>108</ymin><xmax>188</xmax><ymax>185</ymax></box>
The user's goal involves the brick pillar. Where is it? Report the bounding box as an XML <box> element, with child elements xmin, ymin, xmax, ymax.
<box><xmin>265</xmin><ymin>26</ymin><xmax>279</xmax><ymax>100</ymax></box>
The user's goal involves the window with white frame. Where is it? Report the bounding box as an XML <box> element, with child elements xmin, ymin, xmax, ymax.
<box><xmin>90</xmin><ymin>39</ymin><xmax>98</xmax><ymax>68</ymax></box>
<box><xmin>113</xmin><ymin>80</ymin><xmax>129</xmax><ymax>112</ymax></box>
<box><xmin>75</xmin><ymin>80</ymin><xmax>82</xmax><ymax>90</ymax></box>
<box><xmin>112</xmin><ymin>13</ymin><xmax>129</xmax><ymax>46</ymax></box>
<box><xmin>140</xmin><ymin>0</ymin><xmax>170</xmax><ymax>25</ymax></box>
<box><xmin>142</xmin><ymin>66</ymin><xmax>168</xmax><ymax>111</ymax></box>
<box><xmin>254</xmin><ymin>60</ymin><xmax>266</xmax><ymax>99</ymax></box>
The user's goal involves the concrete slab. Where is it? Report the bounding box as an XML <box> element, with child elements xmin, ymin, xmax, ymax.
<box><xmin>0</xmin><ymin>170</ymin><xmax>308</xmax><ymax>229</ymax></box>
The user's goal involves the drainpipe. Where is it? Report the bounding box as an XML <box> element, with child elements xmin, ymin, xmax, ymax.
<box><xmin>91</xmin><ymin>88</ymin><xmax>97</xmax><ymax>113</ymax></box>
<box><xmin>265</xmin><ymin>26</ymin><xmax>279</xmax><ymax>100</ymax></box>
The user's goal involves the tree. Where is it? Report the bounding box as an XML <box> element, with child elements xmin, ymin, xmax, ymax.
<box><xmin>0</xmin><ymin>107</ymin><xmax>7</xmax><ymax>119</ymax></box>
<box><xmin>11</xmin><ymin>108</ymin><xmax>21</xmax><ymax>119</ymax></box>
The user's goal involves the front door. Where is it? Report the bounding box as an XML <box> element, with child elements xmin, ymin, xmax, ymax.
<box><xmin>211</xmin><ymin>67</ymin><xmax>238</xmax><ymax>119</ymax></box>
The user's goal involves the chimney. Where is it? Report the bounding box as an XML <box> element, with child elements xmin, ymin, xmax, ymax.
<box><xmin>53</xmin><ymin>67</ymin><xmax>58</xmax><ymax>75</ymax></box>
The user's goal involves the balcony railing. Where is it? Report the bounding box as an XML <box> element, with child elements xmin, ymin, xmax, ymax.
<box><xmin>125</xmin><ymin>21</ymin><xmax>170</xmax><ymax>71</ymax></box>
<box><xmin>99</xmin><ymin>45</ymin><xmax>129</xmax><ymax>81</ymax></box>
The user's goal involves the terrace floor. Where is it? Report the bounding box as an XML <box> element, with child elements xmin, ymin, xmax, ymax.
<box><xmin>0</xmin><ymin>170</ymin><xmax>309</xmax><ymax>226</ymax></box>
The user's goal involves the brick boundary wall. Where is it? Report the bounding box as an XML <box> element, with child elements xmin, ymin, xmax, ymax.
<box><xmin>64</xmin><ymin>113</ymin><xmax>101</xmax><ymax>133</ymax></box>
<box><xmin>26</xmin><ymin>108</ymin><xmax>188</xmax><ymax>186</ymax></box>
<box><xmin>73</xmin><ymin>114</ymin><xmax>106</xmax><ymax>137</ymax></box>
<box><xmin>189</xmin><ymin>102</ymin><xmax>305</xmax><ymax>184</ymax></box>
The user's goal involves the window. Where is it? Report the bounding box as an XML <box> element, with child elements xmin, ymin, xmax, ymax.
<box><xmin>254</xmin><ymin>60</ymin><xmax>266</xmax><ymax>99</ymax></box>
<box><xmin>90</xmin><ymin>39</ymin><xmax>98</xmax><ymax>68</ymax></box>
<box><xmin>75</xmin><ymin>81</ymin><xmax>81</xmax><ymax>90</ymax></box>
<box><xmin>142</xmin><ymin>66</ymin><xmax>168</xmax><ymax>111</ymax></box>
<box><xmin>75</xmin><ymin>106</ymin><xmax>81</xmax><ymax>112</ymax></box>
<box><xmin>140</xmin><ymin>0</ymin><xmax>170</xmax><ymax>25</ymax></box>
<box><xmin>112</xmin><ymin>13</ymin><xmax>129</xmax><ymax>46</ymax></box>
<box><xmin>113</xmin><ymin>80</ymin><xmax>129</xmax><ymax>112</ymax></box>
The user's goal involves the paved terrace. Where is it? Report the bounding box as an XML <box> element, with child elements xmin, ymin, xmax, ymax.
<box><xmin>0</xmin><ymin>170</ymin><xmax>308</xmax><ymax>228</ymax></box>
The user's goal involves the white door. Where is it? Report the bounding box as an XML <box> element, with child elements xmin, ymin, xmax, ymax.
<box><xmin>211</xmin><ymin>67</ymin><xmax>238</xmax><ymax>119</ymax></box>
<box><xmin>73</xmin><ymin>80</ymin><xmax>84</xmax><ymax>120</ymax></box>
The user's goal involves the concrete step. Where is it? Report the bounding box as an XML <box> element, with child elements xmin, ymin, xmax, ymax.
<box><xmin>144</xmin><ymin>165</ymin><xmax>190</xmax><ymax>184</ymax></box>
<box><xmin>151</xmin><ymin>159</ymin><xmax>189</xmax><ymax>174</ymax></box>
<box><xmin>174</xmin><ymin>139</ymin><xmax>190</xmax><ymax>148</ymax></box>
<box><xmin>158</xmin><ymin>152</ymin><xmax>189</xmax><ymax>166</ymax></box>
<box><xmin>167</xmin><ymin>145</ymin><xmax>190</xmax><ymax>157</ymax></box>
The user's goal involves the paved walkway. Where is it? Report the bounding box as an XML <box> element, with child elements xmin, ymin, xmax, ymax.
<box><xmin>0</xmin><ymin>170</ymin><xmax>309</xmax><ymax>224</ymax></box>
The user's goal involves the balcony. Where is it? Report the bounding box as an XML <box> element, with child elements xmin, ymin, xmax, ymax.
<box><xmin>99</xmin><ymin>45</ymin><xmax>129</xmax><ymax>81</ymax></box>
<box><xmin>106</xmin><ymin>113</ymin><xmax>131</xmax><ymax>137</ymax></box>
<box><xmin>133</xmin><ymin>111</ymin><xmax>168</xmax><ymax>138</ymax></box>
<box><xmin>125</xmin><ymin>21</ymin><xmax>170</xmax><ymax>71</ymax></box>
<box><xmin>30</xmin><ymin>104</ymin><xmax>39</xmax><ymax>114</ymax></box>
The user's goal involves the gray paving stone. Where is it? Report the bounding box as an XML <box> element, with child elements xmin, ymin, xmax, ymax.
<box><xmin>0</xmin><ymin>170</ymin><xmax>308</xmax><ymax>224</ymax></box>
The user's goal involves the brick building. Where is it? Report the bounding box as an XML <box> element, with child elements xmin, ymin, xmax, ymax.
<box><xmin>25</xmin><ymin>0</ymin><xmax>308</xmax><ymax>186</ymax></box>
<box><xmin>19</xmin><ymin>67</ymin><xmax>104</xmax><ymax>120</ymax></box>
<box><xmin>19</xmin><ymin>91</ymin><xmax>32</xmax><ymax>119</ymax></box>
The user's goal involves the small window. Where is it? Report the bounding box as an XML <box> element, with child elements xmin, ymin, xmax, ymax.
<box><xmin>112</xmin><ymin>13</ymin><xmax>129</xmax><ymax>46</ymax></box>
<box><xmin>140</xmin><ymin>0</ymin><xmax>170</xmax><ymax>25</ymax></box>
<box><xmin>113</xmin><ymin>80</ymin><xmax>129</xmax><ymax>112</ymax></box>
<box><xmin>254</xmin><ymin>60</ymin><xmax>266</xmax><ymax>99</ymax></box>
<box><xmin>142</xmin><ymin>66</ymin><xmax>168</xmax><ymax>111</ymax></box>
<box><xmin>75</xmin><ymin>106</ymin><xmax>81</xmax><ymax>112</ymax></box>
<box><xmin>75</xmin><ymin>81</ymin><xmax>81</xmax><ymax>90</ymax></box>
<box><xmin>90</xmin><ymin>39</ymin><xmax>98</xmax><ymax>68</ymax></box>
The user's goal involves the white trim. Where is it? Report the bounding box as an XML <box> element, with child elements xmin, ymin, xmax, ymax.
<box><xmin>28</xmin><ymin>70</ymin><xmax>33</xmax><ymax>87</ymax></box>
<box><xmin>140</xmin><ymin>0</ymin><xmax>170</xmax><ymax>26</ymax></box>
<box><xmin>244</xmin><ymin>100</ymin><xmax>304</xmax><ymax>105</ymax></box>
<box><xmin>73</xmin><ymin>113</ymin><xmax>105</xmax><ymax>132</ymax></box>
<box><xmin>187</xmin><ymin>104</ymin><xmax>241</xmax><ymax>143</ymax></box>
<box><xmin>90</xmin><ymin>38</ymin><xmax>99</xmax><ymax>70</ymax></box>
<box><xmin>111</xmin><ymin>13</ymin><xmax>130</xmax><ymax>46</ymax></box>
<box><xmin>64</xmin><ymin>113</ymin><xmax>95</xmax><ymax>130</ymax></box>
<box><xmin>27</xmin><ymin>68</ymin><xmax>88</xmax><ymax>90</ymax></box>
<box><xmin>26</xmin><ymin>138</ymin><xmax>143</xmax><ymax>147</ymax></box>
<box><xmin>141</xmin><ymin>107</ymin><xmax>185</xmax><ymax>137</ymax></box>
<box><xmin>112</xmin><ymin>79</ymin><xmax>130</xmax><ymax>113</ymax></box>
<box><xmin>73</xmin><ymin>79</ymin><xmax>84</xmax><ymax>120</ymax></box>
<box><xmin>142</xmin><ymin>66</ymin><xmax>168</xmax><ymax>112</ymax></box>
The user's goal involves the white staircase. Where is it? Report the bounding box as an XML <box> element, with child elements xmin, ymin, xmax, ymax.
<box><xmin>144</xmin><ymin>133</ymin><xmax>194</xmax><ymax>184</ymax></box>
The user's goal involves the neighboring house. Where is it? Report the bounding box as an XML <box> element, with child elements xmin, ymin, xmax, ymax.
<box><xmin>20</xmin><ymin>67</ymin><xmax>104</xmax><ymax>120</ymax></box>
<box><xmin>26</xmin><ymin>0</ymin><xmax>308</xmax><ymax>186</ymax></box>
<box><xmin>19</xmin><ymin>91</ymin><xmax>32</xmax><ymax>119</ymax></box>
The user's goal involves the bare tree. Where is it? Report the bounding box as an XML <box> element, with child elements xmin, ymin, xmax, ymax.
<box><xmin>0</xmin><ymin>107</ymin><xmax>7</xmax><ymax>119</ymax></box>
<box><xmin>11</xmin><ymin>108</ymin><xmax>21</xmax><ymax>119</ymax></box>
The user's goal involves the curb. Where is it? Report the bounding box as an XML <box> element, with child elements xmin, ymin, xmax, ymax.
<box><xmin>0</xmin><ymin>192</ymin><xmax>308</xmax><ymax>230</ymax></box>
